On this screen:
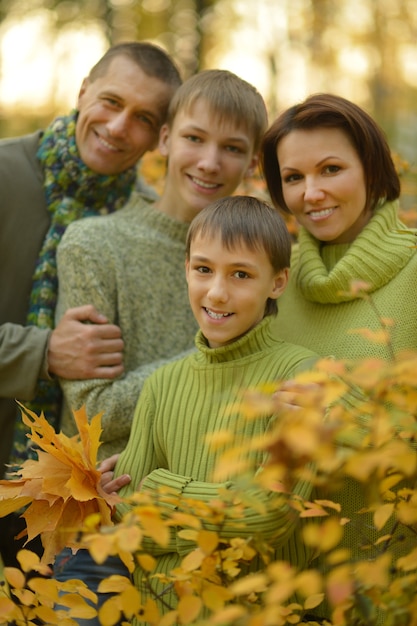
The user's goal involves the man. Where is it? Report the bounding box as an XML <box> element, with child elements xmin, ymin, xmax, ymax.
<box><xmin>0</xmin><ymin>40</ymin><xmax>182</xmax><ymax>565</ymax></box>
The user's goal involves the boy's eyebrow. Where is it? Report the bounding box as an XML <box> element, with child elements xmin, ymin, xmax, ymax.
<box><xmin>190</xmin><ymin>253</ymin><xmax>259</xmax><ymax>270</ymax></box>
<box><xmin>183</xmin><ymin>123</ymin><xmax>252</xmax><ymax>146</ymax></box>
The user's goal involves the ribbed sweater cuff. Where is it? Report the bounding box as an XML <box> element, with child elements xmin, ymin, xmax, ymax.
<box><xmin>142</xmin><ymin>468</ymin><xmax>195</xmax><ymax>504</ymax></box>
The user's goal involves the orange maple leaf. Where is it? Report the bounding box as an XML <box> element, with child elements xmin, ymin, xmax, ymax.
<box><xmin>0</xmin><ymin>403</ymin><xmax>119</xmax><ymax>564</ymax></box>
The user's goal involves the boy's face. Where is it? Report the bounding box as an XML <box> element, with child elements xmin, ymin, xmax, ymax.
<box><xmin>185</xmin><ymin>233</ymin><xmax>288</xmax><ymax>348</ymax></box>
<box><xmin>76</xmin><ymin>55</ymin><xmax>171</xmax><ymax>175</ymax></box>
<box><xmin>158</xmin><ymin>99</ymin><xmax>258</xmax><ymax>222</ymax></box>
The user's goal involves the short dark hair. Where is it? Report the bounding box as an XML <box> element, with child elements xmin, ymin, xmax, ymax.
<box><xmin>89</xmin><ymin>41</ymin><xmax>182</xmax><ymax>91</ymax></box>
<box><xmin>166</xmin><ymin>69</ymin><xmax>268</xmax><ymax>152</ymax></box>
<box><xmin>261</xmin><ymin>93</ymin><xmax>400</xmax><ymax>214</ymax></box>
<box><xmin>186</xmin><ymin>195</ymin><xmax>291</xmax><ymax>316</ymax></box>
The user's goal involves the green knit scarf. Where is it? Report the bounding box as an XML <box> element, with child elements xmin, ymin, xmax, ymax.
<box><xmin>10</xmin><ymin>110</ymin><xmax>136</xmax><ymax>466</ymax></box>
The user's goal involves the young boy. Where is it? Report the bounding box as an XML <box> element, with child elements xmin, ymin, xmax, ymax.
<box><xmin>115</xmin><ymin>195</ymin><xmax>319</xmax><ymax>622</ymax></box>
<box><xmin>53</xmin><ymin>70</ymin><xmax>268</xmax><ymax>622</ymax></box>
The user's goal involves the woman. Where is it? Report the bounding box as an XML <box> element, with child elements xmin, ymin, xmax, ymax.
<box><xmin>261</xmin><ymin>93</ymin><xmax>417</xmax><ymax>361</ymax></box>
<box><xmin>261</xmin><ymin>94</ymin><xmax>417</xmax><ymax>624</ymax></box>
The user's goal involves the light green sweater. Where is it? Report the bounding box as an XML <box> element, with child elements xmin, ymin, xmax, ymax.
<box><xmin>115</xmin><ymin>315</ymin><xmax>318</xmax><ymax>622</ymax></box>
<box><xmin>273</xmin><ymin>199</ymin><xmax>417</xmax><ymax>623</ymax></box>
<box><xmin>56</xmin><ymin>193</ymin><xmax>198</xmax><ymax>459</ymax></box>
<box><xmin>273</xmin><ymin>200</ymin><xmax>417</xmax><ymax>360</ymax></box>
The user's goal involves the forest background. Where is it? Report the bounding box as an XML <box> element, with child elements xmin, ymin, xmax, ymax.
<box><xmin>1</xmin><ymin>0</ymin><xmax>417</xmax><ymax>217</ymax></box>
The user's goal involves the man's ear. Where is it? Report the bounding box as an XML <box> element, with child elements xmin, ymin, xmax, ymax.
<box><xmin>270</xmin><ymin>267</ymin><xmax>289</xmax><ymax>300</ymax></box>
<box><xmin>185</xmin><ymin>258</ymin><xmax>190</xmax><ymax>283</ymax></box>
<box><xmin>158</xmin><ymin>124</ymin><xmax>170</xmax><ymax>157</ymax></box>
<box><xmin>244</xmin><ymin>154</ymin><xmax>259</xmax><ymax>179</ymax></box>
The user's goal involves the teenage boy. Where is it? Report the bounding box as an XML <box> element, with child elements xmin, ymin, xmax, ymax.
<box><xmin>56</xmin><ymin>69</ymin><xmax>267</xmax><ymax>460</ymax></box>
<box><xmin>52</xmin><ymin>70</ymin><xmax>269</xmax><ymax>620</ymax></box>
<box><xmin>114</xmin><ymin>196</ymin><xmax>319</xmax><ymax>623</ymax></box>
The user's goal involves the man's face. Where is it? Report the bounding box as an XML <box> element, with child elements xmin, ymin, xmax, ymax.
<box><xmin>76</xmin><ymin>55</ymin><xmax>173</xmax><ymax>175</ymax></box>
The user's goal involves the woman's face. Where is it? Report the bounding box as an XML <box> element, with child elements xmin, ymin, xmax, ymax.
<box><xmin>277</xmin><ymin>127</ymin><xmax>372</xmax><ymax>244</ymax></box>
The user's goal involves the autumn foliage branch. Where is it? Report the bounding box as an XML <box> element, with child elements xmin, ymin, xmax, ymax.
<box><xmin>1</xmin><ymin>288</ymin><xmax>417</xmax><ymax>625</ymax></box>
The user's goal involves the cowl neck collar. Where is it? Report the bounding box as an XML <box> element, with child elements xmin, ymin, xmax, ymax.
<box><xmin>294</xmin><ymin>200</ymin><xmax>416</xmax><ymax>304</ymax></box>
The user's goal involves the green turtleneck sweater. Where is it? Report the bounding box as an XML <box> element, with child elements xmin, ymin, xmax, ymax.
<box><xmin>115</xmin><ymin>315</ymin><xmax>318</xmax><ymax>621</ymax></box>
<box><xmin>273</xmin><ymin>200</ymin><xmax>417</xmax><ymax>360</ymax></box>
<box><xmin>272</xmin><ymin>199</ymin><xmax>417</xmax><ymax>623</ymax></box>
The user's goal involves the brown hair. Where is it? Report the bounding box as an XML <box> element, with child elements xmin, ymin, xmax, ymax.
<box><xmin>186</xmin><ymin>195</ymin><xmax>291</xmax><ymax>316</ymax></box>
<box><xmin>166</xmin><ymin>69</ymin><xmax>268</xmax><ymax>152</ymax></box>
<box><xmin>261</xmin><ymin>93</ymin><xmax>400</xmax><ymax>214</ymax></box>
<box><xmin>88</xmin><ymin>41</ymin><xmax>182</xmax><ymax>107</ymax></box>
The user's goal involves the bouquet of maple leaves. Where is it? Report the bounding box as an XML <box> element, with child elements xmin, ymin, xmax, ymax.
<box><xmin>0</xmin><ymin>403</ymin><xmax>119</xmax><ymax>564</ymax></box>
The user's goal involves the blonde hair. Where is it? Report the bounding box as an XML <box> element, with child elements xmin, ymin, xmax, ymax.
<box><xmin>166</xmin><ymin>70</ymin><xmax>268</xmax><ymax>152</ymax></box>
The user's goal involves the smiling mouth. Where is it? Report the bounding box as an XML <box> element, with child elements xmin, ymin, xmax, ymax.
<box><xmin>190</xmin><ymin>176</ymin><xmax>221</xmax><ymax>190</ymax></box>
<box><xmin>205</xmin><ymin>307</ymin><xmax>232</xmax><ymax>319</ymax></box>
<box><xmin>95</xmin><ymin>132</ymin><xmax>121</xmax><ymax>153</ymax></box>
<box><xmin>308</xmin><ymin>207</ymin><xmax>335</xmax><ymax>219</ymax></box>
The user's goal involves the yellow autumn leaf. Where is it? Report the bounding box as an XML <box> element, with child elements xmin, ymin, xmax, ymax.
<box><xmin>17</xmin><ymin>548</ymin><xmax>51</xmax><ymax>575</ymax></box>
<box><xmin>28</xmin><ymin>577</ymin><xmax>60</xmax><ymax>602</ymax></box>
<box><xmin>201</xmin><ymin>584</ymin><xmax>233</xmax><ymax>611</ymax></box>
<box><xmin>295</xmin><ymin>570</ymin><xmax>323</xmax><ymax>597</ymax></box>
<box><xmin>303</xmin><ymin>518</ymin><xmax>344</xmax><ymax>552</ymax></box>
<box><xmin>177</xmin><ymin>595</ymin><xmax>203</xmax><ymax>624</ymax></box>
<box><xmin>158</xmin><ymin>611</ymin><xmax>180</xmax><ymax>626</ymax></box>
<box><xmin>379</xmin><ymin>473</ymin><xmax>403</xmax><ymax>494</ymax></box>
<box><xmin>119</xmin><ymin>584</ymin><xmax>142</xmax><ymax>619</ymax></box>
<box><xmin>304</xmin><ymin>593</ymin><xmax>325</xmax><ymax>610</ymax></box>
<box><xmin>170</xmin><ymin>512</ymin><xmax>202</xmax><ymax>529</ymax></box>
<box><xmin>397</xmin><ymin>501</ymin><xmax>417</xmax><ymax>526</ymax></box>
<box><xmin>98</xmin><ymin>595</ymin><xmax>122</xmax><ymax>626</ymax></box>
<box><xmin>4</xmin><ymin>566</ymin><xmax>26</xmax><ymax>590</ymax></box>
<box><xmin>97</xmin><ymin>574</ymin><xmax>132</xmax><ymax>594</ymax></box>
<box><xmin>197</xmin><ymin>529</ymin><xmax>218</xmax><ymax>555</ymax></box>
<box><xmin>87</xmin><ymin>534</ymin><xmax>117</xmax><ymax>565</ymax></box>
<box><xmin>58</xmin><ymin>579</ymin><xmax>97</xmax><ymax>603</ymax></box>
<box><xmin>0</xmin><ymin>493</ymin><xmax>32</xmax><ymax>517</ymax></box>
<box><xmin>33</xmin><ymin>605</ymin><xmax>62</xmax><ymax>624</ymax></box>
<box><xmin>397</xmin><ymin>546</ymin><xmax>417</xmax><ymax>572</ymax></box>
<box><xmin>356</xmin><ymin>553</ymin><xmax>392</xmax><ymax>588</ymax></box>
<box><xmin>135</xmin><ymin>506</ymin><xmax>170</xmax><ymax>545</ymax></box>
<box><xmin>314</xmin><ymin>500</ymin><xmax>342</xmax><ymax>513</ymax></box>
<box><xmin>348</xmin><ymin>327</ymin><xmax>391</xmax><ymax>345</ymax></box>
<box><xmin>117</xmin><ymin>524</ymin><xmax>143</xmax><ymax>553</ymax></box>
<box><xmin>177</xmin><ymin>529</ymin><xmax>199</xmax><ymax>542</ymax></box>
<box><xmin>141</xmin><ymin>597</ymin><xmax>161</xmax><ymax>623</ymax></box>
<box><xmin>373</xmin><ymin>503</ymin><xmax>395</xmax><ymax>530</ymax></box>
<box><xmin>60</xmin><ymin>592</ymin><xmax>98</xmax><ymax>617</ymax></box>
<box><xmin>209</xmin><ymin>605</ymin><xmax>246</xmax><ymax>624</ymax></box>
<box><xmin>137</xmin><ymin>552</ymin><xmax>157</xmax><ymax>572</ymax></box>
<box><xmin>0</xmin><ymin>403</ymin><xmax>118</xmax><ymax>564</ymax></box>
<box><xmin>326</xmin><ymin>564</ymin><xmax>354</xmax><ymax>607</ymax></box>
<box><xmin>181</xmin><ymin>548</ymin><xmax>205</xmax><ymax>572</ymax></box>
<box><xmin>0</xmin><ymin>596</ymin><xmax>19</xmax><ymax>620</ymax></box>
<box><xmin>326</xmin><ymin>548</ymin><xmax>352</xmax><ymax>565</ymax></box>
<box><xmin>229</xmin><ymin>572</ymin><xmax>268</xmax><ymax>596</ymax></box>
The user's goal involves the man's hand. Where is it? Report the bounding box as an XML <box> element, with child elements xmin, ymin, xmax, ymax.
<box><xmin>48</xmin><ymin>305</ymin><xmax>124</xmax><ymax>379</ymax></box>
<box><xmin>99</xmin><ymin>454</ymin><xmax>131</xmax><ymax>495</ymax></box>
